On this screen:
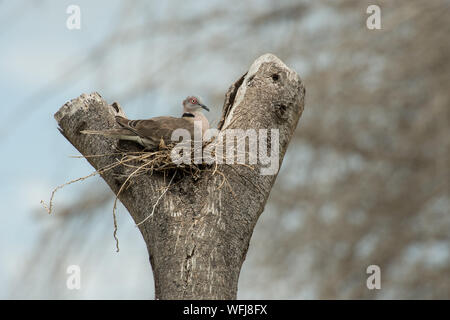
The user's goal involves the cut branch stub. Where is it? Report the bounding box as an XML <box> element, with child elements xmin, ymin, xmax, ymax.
<box><xmin>54</xmin><ymin>53</ymin><xmax>305</xmax><ymax>299</ymax></box>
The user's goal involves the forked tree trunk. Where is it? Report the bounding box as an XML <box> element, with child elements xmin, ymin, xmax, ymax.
<box><xmin>54</xmin><ymin>54</ymin><xmax>305</xmax><ymax>299</ymax></box>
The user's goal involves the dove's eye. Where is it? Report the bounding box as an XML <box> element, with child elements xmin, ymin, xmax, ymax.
<box><xmin>191</xmin><ymin>98</ymin><xmax>197</xmax><ymax>104</ymax></box>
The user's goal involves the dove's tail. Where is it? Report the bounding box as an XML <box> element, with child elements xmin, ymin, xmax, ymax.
<box><xmin>81</xmin><ymin>129</ymin><xmax>129</xmax><ymax>137</ymax></box>
<box><xmin>80</xmin><ymin>129</ymin><xmax>149</xmax><ymax>147</ymax></box>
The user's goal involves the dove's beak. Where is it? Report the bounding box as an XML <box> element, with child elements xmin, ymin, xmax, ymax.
<box><xmin>200</xmin><ymin>104</ymin><xmax>210</xmax><ymax>112</ymax></box>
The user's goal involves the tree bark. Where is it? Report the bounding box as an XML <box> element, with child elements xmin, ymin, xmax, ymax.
<box><xmin>54</xmin><ymin>53</ymin><xmax>305</xmax><ymax>299</ymax></box>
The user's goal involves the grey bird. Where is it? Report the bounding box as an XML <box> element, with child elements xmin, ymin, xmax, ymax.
<box><xmin>81</xmin><ymin>96</ymin><xmax>210</xmax><ymax>149</ymax></box>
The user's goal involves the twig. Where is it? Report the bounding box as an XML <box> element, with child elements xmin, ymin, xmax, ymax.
<box><xmin>135</xmin><ymin>171</ymin><xmax>177</xmax><ymax>227</ymax></box>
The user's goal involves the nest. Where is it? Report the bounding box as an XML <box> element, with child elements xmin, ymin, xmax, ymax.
<box><xmin>41</xmin><ymin>141</ymin><xmax>236</xmax><ymax>252</ymax></box>
<box><xmin>111</xmin><ymin>143</ymin><xmax>207</xmax><ymax>179</ymax></box>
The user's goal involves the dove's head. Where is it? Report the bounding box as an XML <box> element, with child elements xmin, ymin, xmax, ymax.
<box><xmin>183</xmin><ymin>96</ymin><xmax>209</xmax><ymax>113</ymax></box>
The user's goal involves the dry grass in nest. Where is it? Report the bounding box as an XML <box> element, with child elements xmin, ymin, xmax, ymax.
<box><xmin>41</xmin><ymin>142</ymin><xmax>238</xmax><ymax>252</ymax></box>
